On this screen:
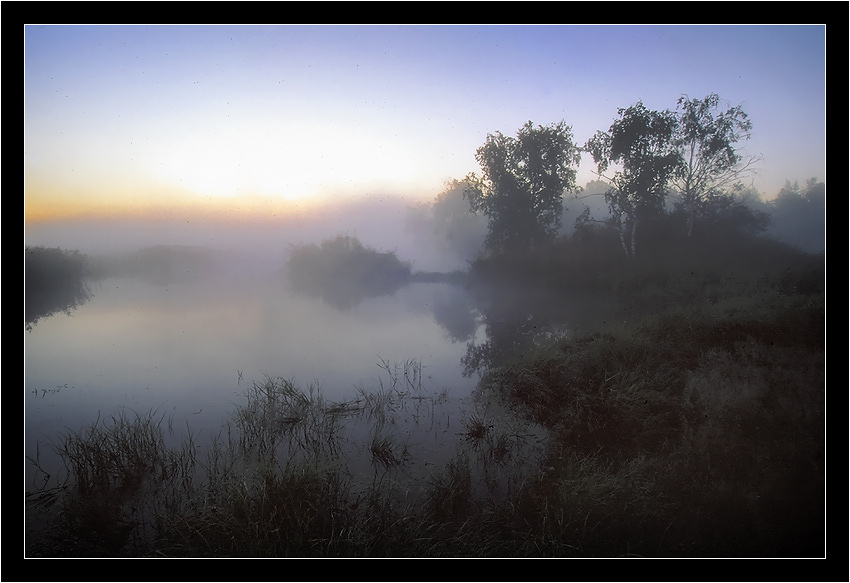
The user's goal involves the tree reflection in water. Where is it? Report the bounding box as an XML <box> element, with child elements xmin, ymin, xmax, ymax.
<box><xmin>25</xmin><ymin>246</ymin><xmax>93</xmax><ymax>332</ymax></box>
<box><xmin>461</xmin><ymin>282</ymin><xmax>572</xmax><ymax>378</ymax></box>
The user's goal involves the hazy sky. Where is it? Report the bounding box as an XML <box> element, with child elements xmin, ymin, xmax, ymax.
<box><xmin>25</xmin><ymin>24</ymin><xmax>826</xmax><ymax>224</ymax></box>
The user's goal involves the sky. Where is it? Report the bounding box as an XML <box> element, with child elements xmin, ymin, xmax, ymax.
<box><xmin>25</xmin><ymin>24</ymin><xmax>826</xmax><ymax>229</ymax></box>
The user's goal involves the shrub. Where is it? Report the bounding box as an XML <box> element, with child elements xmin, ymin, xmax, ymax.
<box><xmin>285</xmin><ymin>235</ymin><xmax>412</xmax><ymax>309</ymax></box>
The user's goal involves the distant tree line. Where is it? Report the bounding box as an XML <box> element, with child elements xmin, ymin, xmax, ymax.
<box><xmin>412</xmin><ymin>92</ymin><xmax>823</xmax><ymax>261</ymax></box>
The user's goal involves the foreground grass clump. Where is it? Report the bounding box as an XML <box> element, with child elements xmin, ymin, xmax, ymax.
<box><xmin>26</xmin><ymin>409</ymin><xmax>192</xmax><ymax>556</ymax></box>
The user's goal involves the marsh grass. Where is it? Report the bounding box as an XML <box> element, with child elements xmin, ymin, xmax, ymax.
<box><xmin>25</xmin><ymin>408</ymin><xmax>192</xmax><ymax>555</ymax></box>
<box><xmin>472</xmin><ymin>289</ymin><xmax>824</xmax><ymax>557</ymax></box>
<box><xmin>26</xmin><ymin>358</ymin><xmax>547</xmax><ymax>557</ymax></box>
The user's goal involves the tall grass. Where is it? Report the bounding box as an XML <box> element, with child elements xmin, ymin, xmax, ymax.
<box><xmin>472</xmin><ymin>290</ymin><xmax>824</xmax><ymax>557</ymax></box>
<box><xmin>26</xmin><ymin>359</ymin><xmax>549</xmax><ymax>557</ymax></box>
<box><xmin>25</xmin><ymin>279</ymin><xmax>824</xmax><ymax>557</ymax></box>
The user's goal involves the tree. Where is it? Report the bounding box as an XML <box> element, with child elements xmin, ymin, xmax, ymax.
<box><xmin>464</xmin><ymin>121</ymin><xmax>581</xmax><ymax>253</ymax></box>
<box><xmin>671</xmin><ymin>93</ymin><xmax>759</xmax><ymax>237</ymax></box>
<box><xmin>285</xmin><ymin>235</ymin><xmax>411</xmax><ymax>309</ymax></box>
<box><xmin>584</xmin><ymin>101</ymin><xmax>679</xmax><ymax>258</ymax></box>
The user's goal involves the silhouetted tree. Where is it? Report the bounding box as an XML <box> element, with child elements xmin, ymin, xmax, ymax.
<box><xmin>670</xmin><ymin>93</ymin><xmax>759</xmax><ymax>237</ymax></box>
<box><xmin>585</xmin><ymin>102</ymin><xmax>679</xmax><ymax>258</ymax></box>
<box><xmin>464</xmin><ymin>121</ymin><xmax>581</xmax><ymax>253</ymax></box>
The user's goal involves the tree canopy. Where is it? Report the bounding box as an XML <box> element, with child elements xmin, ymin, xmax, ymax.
<box><xmin>671</xmin><ymin>93</ymin><xmax>758</xmax><ymax>236</ymax></box>
<box><xmin>584</xmin><ymin>101</ymin><xmax>679</xmax><ymax>257</ymax></box>
<box><xmin>464</xmin><ymin>121</ymin><xmax>581</xmax><ymax>253</ymax></box>
<box><xmin>583</xmin><ymin>94</ymin><xmax>760</xmax><ymax>256</ymax></box>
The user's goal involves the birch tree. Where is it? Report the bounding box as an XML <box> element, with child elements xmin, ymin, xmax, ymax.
<box><xmin>671</xmin><ymin>93</ymin><xmax>759</xmax><ymax>237</ymax></box>
<box><xmin>584</xmin><ymin>102</ymin><xmax>679</xmax><ymax>258</ymax></box>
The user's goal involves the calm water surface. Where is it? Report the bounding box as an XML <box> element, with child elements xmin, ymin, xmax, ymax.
<box><xmin>24</xmin><ymin>272</ymin><xmax>484</xmax><ymax>484</ymax></box>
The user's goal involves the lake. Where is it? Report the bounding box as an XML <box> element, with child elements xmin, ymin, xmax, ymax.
<box><xmin>24</xmin><ymin>268</ymin><xmax>489</xmax><ymax>488</ymax></box>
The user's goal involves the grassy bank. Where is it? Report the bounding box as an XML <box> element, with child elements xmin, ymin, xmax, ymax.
<box><xmin>475</xmin><ymin>292</ymin><xmax>824</xmax><ymax>557</ymax></box>
<box><xmin>458</xmin><ymin>228</ymin><xmax>825</xmax><ymax>557</ymax></box>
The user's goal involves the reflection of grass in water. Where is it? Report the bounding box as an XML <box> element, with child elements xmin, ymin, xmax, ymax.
<box><xmin>25</xmin><ymin>359</ymin><xmax>547</xmax><ymax>557</ymax></box>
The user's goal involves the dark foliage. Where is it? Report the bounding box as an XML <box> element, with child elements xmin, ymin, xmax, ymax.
<box><xmin>25</xmin><ymin>246</ymin><xmax>93</xmax><ymax>331</ymax></box>
<box><xmin>285</xmin><ymin>235</ymin><xmax>412</xmax><ymax>309</ymax></box>
<box><xmin>465</xmin><ymin>121</ymin><xmax>581</xmax><ymax>253</ymax></box>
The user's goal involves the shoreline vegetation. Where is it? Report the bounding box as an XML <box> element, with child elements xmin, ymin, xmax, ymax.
<box><xmin>25</xmin><ymin>223</ymin><xmax>825</xmax><ymax>557</ymax></box>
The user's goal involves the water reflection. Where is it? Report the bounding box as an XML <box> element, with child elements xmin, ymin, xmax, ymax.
<box><xmin>431</xmin><ymin>284</ymin><xmax>479</xmax><ymax>343</ymax></box>
<box><xmin>24</xmin><ymin>239</ymin><xmax>586</xmax><ymax>502</ymax></box>
<box><xmin>25</xmin><ymin>243</ymin><xmax>565</xmax><ymax>556</ymax></box>
<box><xmin>24</xmin><ymin>266</ymin><xmax>482</xmax><ymax>482</ymax></box>
<box><xmin>25</xmin><ymin>246</ymin><xmax>93</xmax><ymax>331</ymax></box>
<box><xmin>460</xmin><ymin>281</ymin><xmax>575</xmax><ymax>377</ymax></box>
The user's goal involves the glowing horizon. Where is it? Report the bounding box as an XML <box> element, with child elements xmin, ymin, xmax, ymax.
<box><xmin>25</xmin><ymin>25</ymin><xmax>826</xmax><ymax>225</ymax></box>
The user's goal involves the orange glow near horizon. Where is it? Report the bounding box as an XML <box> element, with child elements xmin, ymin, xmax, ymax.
<box><xmin>24</xmin><ymin>114</ymin><xmax>448</xmax><ymax>225</ymax></box>
<box><xmin>24</xmin><ymin>168</ymin><xmax>437</xmax><ymax>226</ymax></box>
<box><xmin>25</xmin><ymin>187</ymin><xmax>337</xmax><ymax>225</ymax></box>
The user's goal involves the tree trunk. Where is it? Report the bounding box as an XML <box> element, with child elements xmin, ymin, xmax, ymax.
<box><xmin>630</xmin><ymin>218</ymin><xmax>638</xmax><ymax>257</ymax></box>
<box><xmin>618</xmin><ymin>223</ymin><xmax>630</xmax><ymax>258</ymax></box>
<box><xmin>618</xmin><ymin>215</ymin><xmax>637</xmax><ymax>259</ymax></box>
<box><xmin>686</xmin><ymin>202</ymin><xmax>695</xmax><ymax>238</ymax></box>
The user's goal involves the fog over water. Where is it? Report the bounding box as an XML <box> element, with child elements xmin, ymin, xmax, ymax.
<box><xmin>24</xmin><ymin>184</ymin><xmax>824</xmax><ymax>489</ymax></box>
<box><xmin>24</xmin><ymin>196</ymin><xmax>488</xmax><ymax>483</ymax></box>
